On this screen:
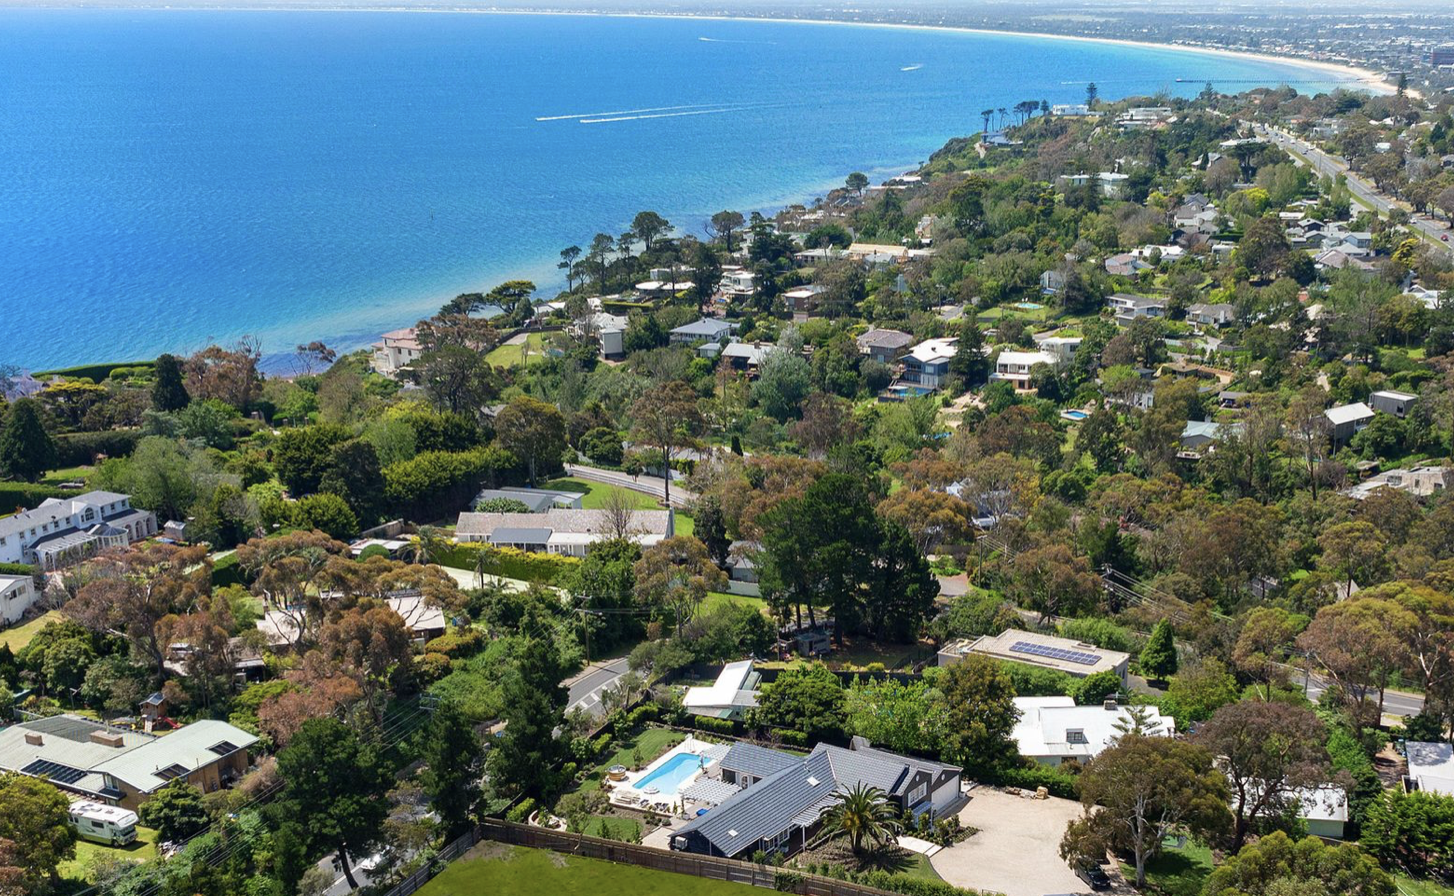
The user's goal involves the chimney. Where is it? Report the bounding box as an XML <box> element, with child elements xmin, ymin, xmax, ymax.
<box><xmin>24</xmin><ymin>732</ymin><xmax>43</xmax><ymax>747</ymax></box>
<box><xmin>1103</xmin><ymin>697</ymin><xmax>1120</xmax><ymax>711</ymax></box>
<box><xmin>90</xmin><ymin>731</ymin><xmax>125</xmax><ymax>748</ymax></box>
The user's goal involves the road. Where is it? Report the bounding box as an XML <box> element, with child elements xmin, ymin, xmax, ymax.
<box><xmin>563</xmin><ymin>463</ymin><xmax>697</xmax><ymax>507</ymax></box>
<box><xmin>1293</xmin><ymin>667</ymin><xmax>1425</xmax><ymax>719</ymax></box>
<box><xmin>565</xmin><ymin>656</ymin><xmax>631</xmax><ymax>717</ymax></box>
<box><xmin>1256</xmin><ymin>123</ymin><xmax>1453</xmax><ymax>256</ymax></box>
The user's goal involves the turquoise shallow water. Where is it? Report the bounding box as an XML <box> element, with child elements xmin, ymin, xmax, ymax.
<box><xmin>0</xmin><ymin>10</ymin><xmax>1346</xmax><ymax>368</ymax></box>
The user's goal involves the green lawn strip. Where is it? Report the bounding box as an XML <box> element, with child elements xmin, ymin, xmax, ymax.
<box><xmin>485</xmin><ymin>332</ymin><xmax>548</xmax><ymax>368</ymax></box>
<box><xmin>581</xmin><ymin>728</ymin><xmax>683</xmax><ymax>787</ymax></box>
<box><xmin>903</xmin><ymin>852</ymin><xmax>944</xmax><ymax>880</ymax></box>
<box><xmin>584</xmin><ymin>814</ymin><xmax>643</xmax><ymax>840</ymax></box>
<box><xmin>542</xmin><ymin>477</ymin><xmax>661</xmax><ymax>511</ymax></box>
<box><xmin>1120</xmin><ymin>840</ymin><xmax>1214</xmax><ymax>896</ymax></box>
<box><xmin>41</xmin><ymin>465</ymin><xmax>94</xmax><ymax>486</ymax></box>
<box><xmin>702</xmin><ymin>591</ymin><xmax>767</xmax><ymax>615</ymax></box>
<box><xmin>1395</xmin><ymin>874</ymin><xmax>1454</xmax><ymax>896</ymax></box>
<box><xmin>59</xmin><ymin>826</ymin><xmax>159</xmax><ymax>884</ymax></box>
<box><xmin>418</xmin><ymin>843</ymin><xmax>762</xmax><ymax>896</ymax></box>
<box><xmin>1</xmin><ymin>609</ymin><xmax>65</xmax><ymax>650</ymax></box>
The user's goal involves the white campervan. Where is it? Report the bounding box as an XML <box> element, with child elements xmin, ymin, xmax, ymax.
<box><xmin>69</xmin><ymin>800</ymin><xmax>139</xmax><ymax>846</ymax></box>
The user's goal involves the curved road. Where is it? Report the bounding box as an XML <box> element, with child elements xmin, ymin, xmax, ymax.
<box><xmin>563</xmin><ymin>463</ymin><xmax>697</xmax><ymax>507</ymax></box>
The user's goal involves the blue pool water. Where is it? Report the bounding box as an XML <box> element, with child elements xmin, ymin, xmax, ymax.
<box><xmin>0</xmin><ymin>9</ymin><xmax>1357</xmax><ymax>368</ymax></box>
<box><xmin>634</xmin><ymin>752</ymin><xmax>705</xmax><ymax>794</ymax></box>
<box><xmin>1062</xmin><ymin>410</ymin><xmax>1090</xmax><ymax>421</ymax></box>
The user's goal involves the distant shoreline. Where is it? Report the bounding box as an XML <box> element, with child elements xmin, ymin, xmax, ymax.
<box><xmin>14</xmin><ymin>4</ymin><xmax>1396</xmax><ymax>94</ymax></box>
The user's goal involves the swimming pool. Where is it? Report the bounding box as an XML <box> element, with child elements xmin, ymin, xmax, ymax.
<box><xmin>633</xmin><ymin>752</ymin><xmax>705</xmax><ymax>794</ymax></box>
<box><xmin>1013</xmin><ymin>301</ymin><xmax>1045</xmax><ymax>310</ymax></box>
<box><xmin>1061</xmin><ymin>410</ymin><xmax>1089</xmax><ymax>421</ymax></box>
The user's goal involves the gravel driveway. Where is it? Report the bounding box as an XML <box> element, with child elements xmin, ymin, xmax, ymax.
<box><xmin>931</xmin><ymin>788</ymin><xmax>1091</xmax><ymax>896</ymax></box>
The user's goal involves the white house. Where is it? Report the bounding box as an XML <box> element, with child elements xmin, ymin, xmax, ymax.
<box><xmin>1186</xmin><ymin>303</ymin><xmax>1236</xmax><ymax>327</ymax></box>
<box><xmin>1035</xmin><ymin>335</ymin><xmax>1082</xmax><ymax>364</ymax></box>
<box><xmin>571</xmin><ymin>311</ymin><xmax>630</xmax><ymax>358</ymax></box>
<box><xmin>1098</xmin><ymin>172</ymin><xmax>1130</xmax><ymax>198</ymax></box>
<box><xmin>683</xmin><ymin>660</ymin><xmax>761</xmax><ymax>720</ymax></box>
<box><xmin>1407</xmin><ymin>741</ymin><xmax>1454</xmax><ymax>797</ymax></box>
<box><xmin>1292</xmin><ymin>787</ymin><xmax>1350</xmax><ymax>840</ymax></box>
<box><xmin>939</xmin><ymin>630</ymin><xmax>1130</xmax><ymax>682</ymax></box>
<box><xmin>1107</xmin><ymin>293</ymin><xmax>1166</xmax><ymax>323</ymax></box>
<box><xmin>1344</xmin><ymin>465</ymin><xmax>1447</xmax><ymax>501</ymax></box>
<box><xmin>720</xmin><ymin>270</ymin><xmax>757</xmax><ymax>297</ymax></box>
<box><xmin>991</xmin><ymin>349</ymin><xmax>1059</xmax><ymax>391</ymax></box>
<box><xmin>1011</xmin><ymin>696</ymin><xmax>1174</xmax><ymax>766</ymax></box>
<box><xmin>669</xmin><ymin>318</ymin><xmax>735</xmax><ymax>345</ymax></box>
<box><xmin>370</xmin><ymin>328</ymin><xmax>423</xmax><ymax>378</ymax></box>
<box><xmin>0</xmin><ymin>492</ymin><xmax>156</xmax><ymax>571</ymax></box>
<box><xmin>0</xmin><ymin>575</ymin><xmax>38</xmax><ymax>626</ymax></box>
<box><xmin>900</xmin><ymin>338</ymin><xmax>958</xmax><ymax>390</ymax></box>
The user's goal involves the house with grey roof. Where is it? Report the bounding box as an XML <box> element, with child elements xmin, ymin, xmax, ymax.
<box><xmin>1179</xmin><ymin>420</ymin><xmax>1240</xmax><ymax>458</ymax></box>
<box><xmin>473</xmin><ymin>486</ymin><xmax>584</xmax><ymax>513</ymax></box>
<box><xmin>669</xmin><ymin>318</ymin><xmax>736</xmax><ymax>346</ymax></box>
<box><xmin>1106</xmin><ymin>293</ymin><xmax>1166</xmax><ymax>324</ymax></box>
<box><xmin>1325</xmin><ymin>402</ymin><xmax>1375</xmax><ymax>446</ymax></box>
<box><xmin>454</xmin><ymin>507</ymin><xmax>673</xmax><ymax>557</ymax></box>
<box><xmin>855</xmin><ymin>328</ymin><xmax>914</xmax><ymax>364</ymax></box>
<box><xmin>1369</xmin><ymin>389</ymin><xmax>1417</xmax><ymax>419</ymax></box>
<box><xmin>1186</xmin><ymin>303</ymin><xmax>1236</xmax><ymax>327</ymax></box>
<box><xmin>669</xmin><ymin>738</ymin><xmax>963</xmax><ymax>859</ymax></box>
<box><xmin>0</xmin><ymin>491</ymin><xmax>156</xmax><ymax>571</ymax></box>
<box><xmin>0</xmin><ymin>715</ymin><xmax>256</xmax><ymax>811</ymax></box>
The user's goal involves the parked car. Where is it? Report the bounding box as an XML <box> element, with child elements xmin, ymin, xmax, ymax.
<box><xmin>1074</xmin><ymin>863</ymin><xmax>1112</xmax><ymax>891</ymax></box>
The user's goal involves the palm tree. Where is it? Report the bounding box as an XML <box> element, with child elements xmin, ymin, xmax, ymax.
<box><xmin>822</xmin><ymin>783</ymin><xmax>901</xmax><ymax>855</ymax></box>
<box><xmin>472</xmin><ymin>543</ymin><xmax>498</xmax><ymax>589</ymax></box>
<box><xmin>980</xmin><ymin>108</ymin><xmax>994</xmax><ymax>134</ymax></box>
<box><xmin>404</xmin><ymin>525</ymin><xmax>449</xmax><ymax>566</ymax></box>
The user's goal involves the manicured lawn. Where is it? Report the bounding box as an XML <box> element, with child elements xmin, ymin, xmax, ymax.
<box><xmin>702</xmin><ymin>591</ymin><xmax>768</xmax><ymax>615</ymax></box>
<box><xmin>585</xmin><ymin>814</ymin><xmax>643</xmax><ymax>841</ymax></box>
<box><xmin>418</xmin><ymin>844</ymin><xmax>761</xmax><ymax>896</ymax></box>
<box><xmin>582</xmin><ymin>728</ymin><xmax>684</xmax><ymax>787</ymax></box>
<box><xmin>904</xmin><ymin>852</ymin><xmax>943</xmax><ymax>880</ymax></box>
<box><xmin>0</xmin><ymin>609</ymin><xmax>64</xmax><ymax>650</ymax></box>
<box><xmin>543</xmin><ymin>477</ymin><xmax>662</xmax><ymax>511</ymax></box>
<box><xmin>59</xmin><ymin>826</ymin><xmax>159</xmax><ymax>885</ymax></box>
<box><xmin>42</xmin><ymin>465</ymin><xmax>94</xmax><ymax>486</ymax></box>
<box><xmin>674</xmin><ymin>512</ymin><xmax>695</xmax><ymax>537</ymax></box>
<box><xmin>485</xmin><ymin>332</ymin><xmax>549</xmax><ymax>368</ymax></box>
<box><xmin>1395</xmin><ymin>875</ymin><xmax>1454</xmax><ymax>896</ymax></box>
<box><xmin>1121</xmin><ymin>840</ymin><xmax>1214</xmax><ymax>896</ymax></box>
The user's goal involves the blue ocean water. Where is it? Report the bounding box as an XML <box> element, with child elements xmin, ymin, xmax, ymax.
<box><xmin>0</xmin><ymin>10</ymin><xmax>1349</xmax><ymax>369</ymax></box>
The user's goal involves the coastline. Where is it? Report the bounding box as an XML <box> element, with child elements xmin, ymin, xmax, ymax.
<box><xmin>7</xmin><ymin>6</ymin><xmax>1396</xmax><ymax>371</ymax></box>
<box><xmin>61</xmin><ymin>4</ymin><xmax>1396</xmax><ymax>95</ymax></box>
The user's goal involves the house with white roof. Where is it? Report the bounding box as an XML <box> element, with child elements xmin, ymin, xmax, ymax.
<box><xmin>991</xmin><ymin>349</ymin><xmax>1059</xmax><ymax>391</ymax></box>
<box><xmin>0</xmin><ymin>491</ymin><xmax>156</xmax><ymax>571</ymax></box>
<box><xmin>1186</xmin><ymin>303</ymin><xmax>1236</xmax><ymax>327</ymax></box>
<box><xmin>370</xmin><ymin>328</ymin><xmax>423</xmax><ymax>377</ymax></box>
<box><xmin>1106</xmin><ymin>293</ymin><xmax>1165</xmax><ymax>324</ymax></box>
<box><xmin>1344</xmin><ymin>465</ymin><xmax>1447</xmax><ymax>501</ymax></box>
<box><xmin>570</xmin><ymin>311</ymin><xmax>630</xmax><ymax>359</ymax></box>
<box><xmin>1012</xmin><ymin>696</ymin><xmax>1174</xmax><ymax>766</ymax></box>
<box><xmin>900</xmin><ymin>338</ymin><xmax>958</xmax><ymax>389</ymax></box>
<box><xmin>1325</xmin><ymin>402</ymin><xmax>1375</xmax><ymax>446</ymax></box>
<box><xmin>939</xmin><ymin>630</ymin><xmax>1129</xmax><ymax>682</ymax></box>
<box><xmin>0</xmin><ymin>714</ymin><xmax>256</xmax><ymax>811</ymax></box>
<box><xmin>683</xmin><ymin>660</ymin><xmax>761</xmax><ymax>720</ymax></box>
<box><xmin>1407</xmin><ymin>742</ymin><xmax>1454</xmax><ymax>798</ymax></box>
<box><xmin>1291</xmin><ymin>786</ymin><xmax>1351</xmax><ymax>839</ymax></box>
<box><xmin>0</xmin><ymin>574</ymin><xmax>38</xmax><ymax>626</ymax></box>
<box><xmin>1369</xmin><ymin>389</ymin><xmax>1417</xmax><ymax>418</ymax></box>
<box><xmin>719</xmin><ymin>270</ymin><xmax>757</xmax><ymax>297</ymax></box>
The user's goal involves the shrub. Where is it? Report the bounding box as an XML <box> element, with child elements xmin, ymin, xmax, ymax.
<box><xmin>691</xmin><ymin>715</ymin><xmax>738</xmax><ymax>735</ymax></box>
<box><xmin>435</xmin><ymin>542</ymin><xmax>581</xmax><ymax>585</ymax></box>
<box><xmin>415</xmin><ymin>652</ymin><xmax>452</xmax><ymax>684</ymax></box>
<box><xmin>1056</xmin><ymin>618</ymin><xmax>1133</xmax><ymax>653</ymax></box>
<box><xmin>475</xmin><ymin>497</ymin><xmax>532</xmax><ymax>513</ymax></box>
<box><xmin>1071</xmin><ymin>669</ymin><xmax>1124</xmax><ymax>706</ymax></box>
<box><xmin>504</xmin><ymin>797</ymin><xmax>536</xmax><ymax>824</ymax></box>
<box><xmin>0</xmin><ymin>563</ymin><xmax>37</xmax><ymax>579</ymax></box>
<box><xmin>423</xmin><ymin>629</ymin><xmax>485</xmax><ymax>659</ymax></box>
<box><xmin>54</xmin><ymin>430</ymin><xmax>141</xmax><ymax>467</ymax></box>
<box><xmin>580</xmin><ymin>427</ymin><xmax>624</xmax><ymax>466</ymax></box>
<box><xmin>998</xmin><ymin>660</ymin><xmax>1076</xmax><ymax>697</ymax></box>
<box><xmin>852</xmin><ymin>869</ymin><xmax>992</xmax><ymax>896</ymax></box>
<box><xmin>990</xmin><ymin>763</ymin><xmax>1079</xmax><ymax>800</ymax></box>
<box><xmin>211</xmin><ymin>553</ymin><xmax>245</xmax><ymax>588</ymax></box>
<box><xmin>383</xmin><ymin>446</ymin><xmax>521</xmax><ymax>520</ymax></box>
<box><xmin>32</xmin><ymin>360</ymin><xmax>154</xmax><ymax>381</ymax></box>
<box><xmin>357</xmin><ymin>544</ymin><xmax>391</xmax><ymax>561</ymax></box>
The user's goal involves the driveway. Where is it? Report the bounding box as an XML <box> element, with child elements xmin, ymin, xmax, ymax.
<box><xmin>931</xmin><ymin>788</ymin><xmax>1090</xmax><ymax>896</ymax></box>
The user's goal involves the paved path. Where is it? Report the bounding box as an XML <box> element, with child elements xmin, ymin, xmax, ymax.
<box><xmin>563</xmin><ymin>463</ymin><xmax>697</xmax><ymax>508</ymax></box>
<box><xmin>565</xmin><ymin>657</ymin><xmax>631</xmax><ymax>717</ymax></box>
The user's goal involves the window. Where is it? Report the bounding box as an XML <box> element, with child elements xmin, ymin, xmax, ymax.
<box><xmin>908</xmin><ymin>783</ymin><xmax>927</xmax><ymax>804</ymax></box>
<box><xmin>1066</xmin><ymin>730</ymin><xmax>1088</xmax><ymax>744</ymax></box>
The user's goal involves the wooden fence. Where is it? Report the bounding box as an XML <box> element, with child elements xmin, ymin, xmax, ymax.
<box><xmin>377</xmin><ymin>828</ymin><xmax>482</xmax><ymax>896</ymax></box>
<box><xmin>478</xmin><ymin>819</ymin><xmax>906</xmax><ymax>896</ymax></box>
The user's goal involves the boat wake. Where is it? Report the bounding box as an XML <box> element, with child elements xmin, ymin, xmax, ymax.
<box><xmin>579</xmin><ymin>107</ymin><xmax>742</xmax><ymax>123</ymax></box>
<box><xmin>901</xmin><ymin>64</ymin><xmax>923</xmax><ymax>71</ymax></box>
<box><xmin>536</xmin><ymin>103</ymin><xmax>723</xmax><ymax>122</ymax></box>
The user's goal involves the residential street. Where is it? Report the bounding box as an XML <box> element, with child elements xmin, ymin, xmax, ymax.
<box><xmin>563</xmin><ymin>463</ymin><xmax>697</xmax><ymax>507</ymax></box>
<box><xmin>565</xmin><ymin>657</ymin><xmax>632</xmax><ymax>718</ymax></box>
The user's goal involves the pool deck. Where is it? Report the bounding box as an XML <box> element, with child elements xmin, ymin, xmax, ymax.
<box><xmin>607</xmin><ymin>736</ymin><xmax>722</xmax><ymax>814</ymax></box>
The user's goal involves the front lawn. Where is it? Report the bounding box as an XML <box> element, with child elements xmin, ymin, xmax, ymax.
<box><xmin>59</xmin><ymin>825</ymin><xmax>159</xmax><ymax>886</ymax></box>
<box><xmin>1121</xmin><ymin>840</ymin><xmax>1214</xmax><ymax>896</ymax></box>
<box><xmin>543</xmin><ymin>477</ymin><xmax>661</xmax><ymax>511</ymax></box>
<box><xmin>1</xmin><ymin>609</ymin><xmax>65</xmax><ymax>651</ymax></box>
<box><xmin>702</xmin><ymin>592</ymin><xmax>768</xmax><ymax>615</ymax></box>
<box><xmin>417</xmin><ymin>843</ymin><xmax>760</xmax><ymax>896</ymax></box>
<box><xmin>485</xmin><ymin>332</ymin><xmax>549</xmax><ymax>368</ymax></box>
<box><xmin>1395</xmin><ymin>875</ymin><xmax>1454</xmax><ymax>896</ymax></box>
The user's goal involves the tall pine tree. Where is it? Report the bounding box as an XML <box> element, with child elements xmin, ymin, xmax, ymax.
<box><xmin>0</xmin><ymin>398</ymin><xmax>57</xmax><ymax>483</ymax></box>
<box><xmin>151</xmin><ymin>353</ymin><xmax>190</xmax><ymax>412</ymax></box>
<box><xmin>1139</xmin><ymin>619</ymin><xmax>1179</xmax><ymax>682</ymax></box>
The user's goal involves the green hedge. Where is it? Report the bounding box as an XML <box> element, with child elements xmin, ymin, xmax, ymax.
<box><xmin>382</xmin><ymin>446</ymin><xmax>521</xmax><ymax>521</ymax></box>
<box><xmin>55</xmin><ymin>430</ymin><xmax>141</xmax><ymax>467</ymax></box>
<box><xmin>690</xmin><ymin>715</ymin><xmax>738</xmax><ymax>735</ymax></box>
<box><xmin>211</xmin><ymin>553</ymin><xmax>245</xmax><ymax>588</ymax></box>
<box><xmin>0</xmin><ymin>563</ymin><xmax>37</xmax><ymax>578</ymax></box>
<box><xmin>851</xmin><ymin>870</ymin><xmax>992</xmax><ymax>896</ymax></box>
<box><xmin>0</xmin><ymin>482</ymin><xmax>76</xmax><ymax>514</ymax></box>
<box><xmin>989</xmin><ymin>763</ymin><xmax>1079</xmax><ymax>800</ymax></box>
<box><xmin>32</xmin><ymin>360</ymin><xmax>155</xmax><ymax>381</ymax></box>
<box><xmin>436</xmin><ymin>542</ymin><xmax>581</xmax><ymax>585</ymax></box>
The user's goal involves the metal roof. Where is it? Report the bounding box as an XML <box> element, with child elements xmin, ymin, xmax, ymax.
<box><xmin>717</xmin><ymin>742</ymin><xmax>800</xmax><ymax>779</ymax></box>
<box><xmin>488</xmin><ymin>527</ymin><xmax>553</xmax><ymax>544</ymax></box>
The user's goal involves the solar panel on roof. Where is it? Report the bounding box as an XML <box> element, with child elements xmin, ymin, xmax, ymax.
<box><xmin>22</xmin><ymin>759</ymin><xmax>87</xmax><ymax>785</ymax></box>
<box><xmin>155</xmin><ymin>763</ymin><xmax>190</xmax><ymax>781</ymax></box>
<box><xmin>208</xmin><ymin>741</ymin><xmax>238</xmax><ymax>756</ymax></box>
<box><xmin>1010</xmin><ymin>640</ymin><xmax>1100</xmax><ymax>665</ymax></box>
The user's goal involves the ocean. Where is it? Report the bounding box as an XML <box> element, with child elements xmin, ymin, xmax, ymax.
<box><xmin>0</xmin><ymin>9</ymin><xmax>1352</xmax><ymax>369</ymax></box>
